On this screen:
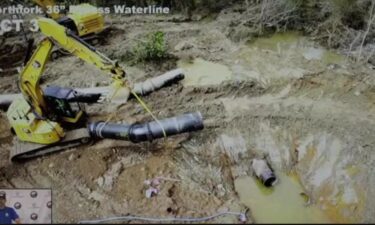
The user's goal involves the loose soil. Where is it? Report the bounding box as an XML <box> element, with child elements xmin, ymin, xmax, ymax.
<box><xmin>1</xmin><ymin>8</ymin><xmax>375</xmax><ymax>223</ymax></box>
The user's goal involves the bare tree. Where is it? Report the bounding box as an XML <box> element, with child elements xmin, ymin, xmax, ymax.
<box><xmin>357</xmin><ymin>0</ymin><xmax>375</xmax><ymax>62</ymax></box>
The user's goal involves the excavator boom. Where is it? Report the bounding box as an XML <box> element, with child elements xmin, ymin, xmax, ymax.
<box><xmin>38</xmin><ymin>17</ymin><xmax>130</xmax><ymax>100</ymax></box>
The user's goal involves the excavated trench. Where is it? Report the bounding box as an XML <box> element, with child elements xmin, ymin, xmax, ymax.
<box><xmin>0</xmin><ymin>12</ymin><xmax>375</xmax><ymax>224</ymax></box>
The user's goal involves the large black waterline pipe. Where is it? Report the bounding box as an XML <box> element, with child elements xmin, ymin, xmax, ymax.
<box><xmin>88</xmin><ymin>112</ymin><xmax>204</xmax><ymax>143</ymax></box>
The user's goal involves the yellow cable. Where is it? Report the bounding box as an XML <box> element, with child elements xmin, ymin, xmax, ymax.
<box><xmin>131</xmin><ymin>90</ymin><xmax>167</xmax><ymax>139</ymax></box>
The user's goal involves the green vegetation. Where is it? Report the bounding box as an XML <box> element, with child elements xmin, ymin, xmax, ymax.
<box><xmin>131</xmin><ymin>31</ymin><xmax>168</xmax><ymax>63</ymax></box>
<box><xmin>59</xmin><ymin>0</ymin><xmax>375</xmax><ymax>64</ymax></box>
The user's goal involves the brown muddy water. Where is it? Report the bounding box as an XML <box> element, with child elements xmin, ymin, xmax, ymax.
<box><xmin>177</xmin><ymin>58</ymin><xmax>233</xmax><ymax>87</ymax></box>
<box><xmin>235</xmin><ymin>174</ymin><xmax>330</xmax><ymax>223</ymax></box>
<box><xmin>247</xmin><ymin>32</ymin><xmax>345</xmax><ymax>66</ymax></box>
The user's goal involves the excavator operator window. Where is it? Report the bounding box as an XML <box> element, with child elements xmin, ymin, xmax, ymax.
<box><xmin>69</xmin><ymin>101</ymin><xmax>81</xmax><ymax>114</ymax></box>
<box><xmin>57</xmin><ymin>17</ymin><xmax>79</xmax><ymax>35</ymax></box>
<box><xmin>46</xmin><ymin>97</ymin><xmax>79</xmax><ymax>119</ymax></box>
<box><xmin>44</xmin><ymin>86</ymin><xmax>82</xmax><ymax>121</ymax></box>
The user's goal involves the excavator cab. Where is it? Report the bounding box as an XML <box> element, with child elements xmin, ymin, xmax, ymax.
<box><xmin>43</xmin><ymin>86</ymin><xmax>84</xmax><ymax>123</ymax></box>
<box><xmin>43</xmin><ymin>86</ymin><xmax>101</xmax><ymax>124</ymax></box>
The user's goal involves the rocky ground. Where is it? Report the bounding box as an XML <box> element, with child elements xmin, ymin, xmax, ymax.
<box><xmin>1</xmin><ymin>6</ymin><xmax>375</xmax><ymax>224</ymax></box>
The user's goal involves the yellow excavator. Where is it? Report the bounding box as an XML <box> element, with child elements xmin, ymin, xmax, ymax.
<box><xmin>6</xmin><ymin>17</ymin><xmax>204</xmax><ymax>162</ymax></box>
<box><xmin>30</xmin><ymin>0</ymin><xmax>107</xmax><ymax>59</ymax></box>
<box><xmin>32</xmin><ymin>0</ymin><xmax>106</xmax><ymax>41</ymax></box>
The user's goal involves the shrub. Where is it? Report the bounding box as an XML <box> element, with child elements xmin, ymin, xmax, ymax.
<box><xmin>132</xmin><ymin>31</ymin><xmax>168</xmax><ymax>63</ymax></box>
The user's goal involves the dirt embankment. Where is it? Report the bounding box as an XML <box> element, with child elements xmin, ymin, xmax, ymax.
<box><xmin>1</xmin><ymin>3</ymin><xmax>375</xmax><ymax>224</ymax></box>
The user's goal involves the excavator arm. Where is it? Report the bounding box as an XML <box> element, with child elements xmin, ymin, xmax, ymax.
<box><xmin>19</xmin><ymin>38</ymin><xmax>53</xmax><ymax>118</ymax></box>
<box><xmin>7</xmin><ymin>35</ymin><xmax>65</xmax><ymax>146</ymax></box>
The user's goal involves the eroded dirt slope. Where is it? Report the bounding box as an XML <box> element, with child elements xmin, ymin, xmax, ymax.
<box><xmin>1</xmin><ymin>9</ymin><xmax>375</xmax><ymax>223</ymax></box>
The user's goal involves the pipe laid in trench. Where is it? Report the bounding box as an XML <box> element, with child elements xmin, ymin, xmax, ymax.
<box><xmin>88</xmin><ymin>112</ymin><xmax>204</xmax><ymax>143</ymax></box>
<box><xmin>132</xmin><ymin>69</ymin><xmax>185</xmax><ymax>96</ymax></box>
<box><xmin>0</xmin><ymin>69</ymin><xmax>185</xmax><ymax>110</ymax></box>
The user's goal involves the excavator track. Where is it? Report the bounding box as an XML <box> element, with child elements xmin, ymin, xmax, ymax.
<box><xmin>11</xmin><ymin>128</ymin><xmax>92</xmax><ymax>162</ymax></box>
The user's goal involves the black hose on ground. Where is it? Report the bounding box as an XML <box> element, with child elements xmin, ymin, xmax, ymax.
<box><xmin>88</xmin><ymin>112</ymin><xmax>204</xmax><ymax>143</ymax></box>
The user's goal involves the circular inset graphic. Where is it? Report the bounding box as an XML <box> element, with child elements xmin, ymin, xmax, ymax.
<box><xmin>30</xmin><ymin>191</ymin><xmax>38</xmax><ymax>198</ymax></box>
<box><xmin>30</xmin><ymin>213</ymin><xmax>38</xmax><ymax>221</ymax></box>
<box><xmin>47</xmin><ymin>201</ymin><xmax>52</xmax><ymax>208</ymax></box>
<box><xmin>14</xmin><ymin>202</ymin><xmax>22</xmax><ymax>209</ymax></box>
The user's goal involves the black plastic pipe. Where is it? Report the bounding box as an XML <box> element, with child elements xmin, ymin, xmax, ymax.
<box><xmin>251</xmin><ymin>159</ymin><xmax>277</xmax><ymax>187</ymax></box>
<box><xmin>88</xmin><ymin>112</ymin><xmax>204</xmax><ymax>143</ymax></box>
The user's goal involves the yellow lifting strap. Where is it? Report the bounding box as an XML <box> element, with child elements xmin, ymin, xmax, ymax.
<box><xmin>106</xmin><ymin>86</ymin><xmax>167</xmax><ymax>139</ymax></box>
<box><xmin>131</xmin><ymin>91</ymin><xmax>167</xmax><ymax>139</ymax></box>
